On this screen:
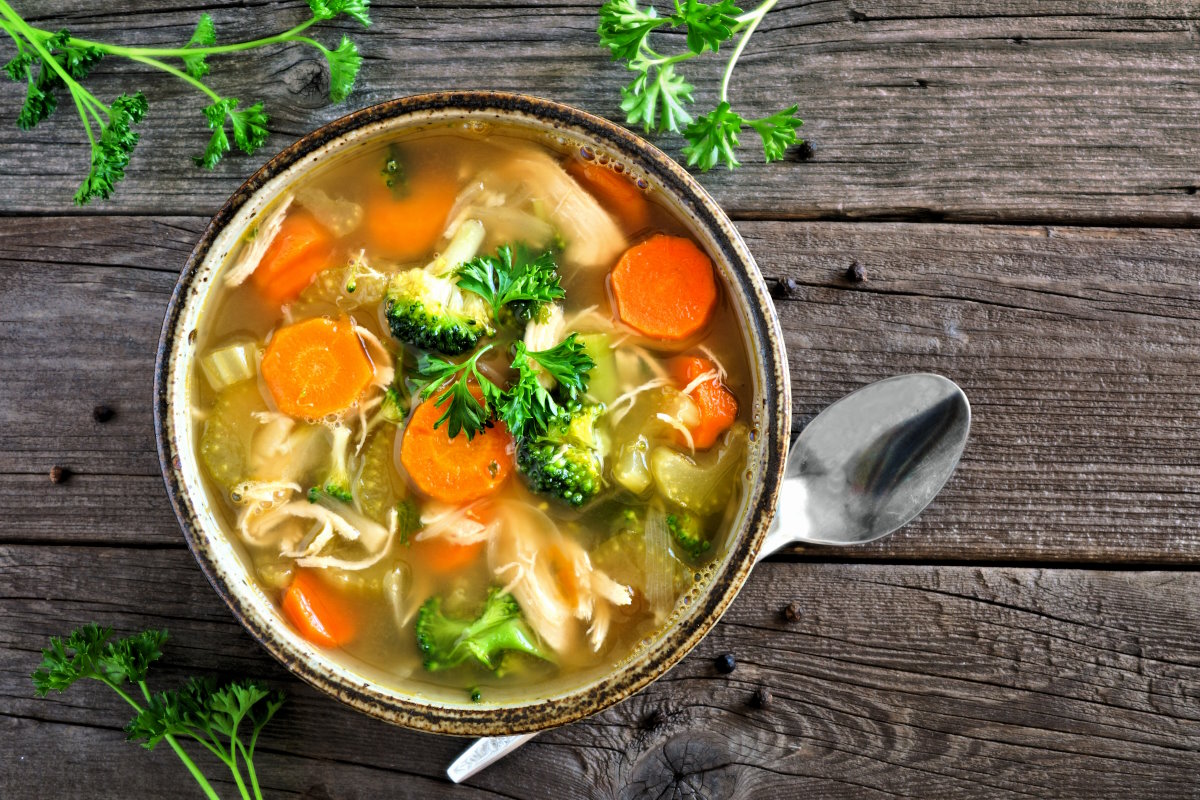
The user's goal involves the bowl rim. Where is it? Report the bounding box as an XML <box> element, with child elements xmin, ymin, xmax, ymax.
<box><xmin>154</xmin><ymin>90</ymin><xmax>791</xmax><ymax>736</ymax></box>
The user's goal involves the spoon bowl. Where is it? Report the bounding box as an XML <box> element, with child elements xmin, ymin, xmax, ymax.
<box><xmin>762</xmin><ymin>373</ymin><xmax>970</xmax><ymax>554</ymax></box>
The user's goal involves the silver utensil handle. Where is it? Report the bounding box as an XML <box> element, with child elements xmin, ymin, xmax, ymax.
<box><xmin>447</xmin><ymin>732</ymin><xmax>538</xmax><ymax>783</ymax></box>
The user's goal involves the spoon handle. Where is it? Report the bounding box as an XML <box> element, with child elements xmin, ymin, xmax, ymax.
<box><xmin>756</xmin><ymin>475</ymin><xmax>807</xmax><ymax>560</ymax></box>
<box><xmin>447</xmin><ymin>732</ymin><xmax>538</xmax><ymax>783</ymax></box>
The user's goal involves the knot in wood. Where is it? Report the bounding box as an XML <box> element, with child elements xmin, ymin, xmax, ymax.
<box><xmin>623</xmin><ymin>733</ymin><xmax>739</xmax><ymax>800</ymax></box>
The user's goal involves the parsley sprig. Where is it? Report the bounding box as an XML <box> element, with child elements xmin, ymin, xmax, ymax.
<box><xmin>597</xmin><ymin>0</ymin><xmax>802</xmax><ymax>170</ymax></box>
<box><xmin>499</xmin><ymin>335</ymin><xmax>595</xmax><ymax>436</ymax></box>
<box><xmin>414</xmin><ymin>345</ymin><xmax>506</xmax><ymax>440</ymax></box>
<box><xmin>32</xmin><ymin>624</ymin><xmax>284</xmax><ymax>800</ymax></box>
<box><xmin>455</xmin><ymin>245</ymin><xmax>565</xmax><ymax>323</ymax></box>
<box><xmin>414</xmin><ymin>336</ymin><xmax>595</xmax><ymax>442</ymax></box>
<box><xmin>0</xmin><ymin>0</ymin><xmax>371</xmax><ymax>204</ymax></box>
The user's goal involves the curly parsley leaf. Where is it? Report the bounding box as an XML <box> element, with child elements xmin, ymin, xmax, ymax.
<box><xmin>308</xmin><ymin>0</ymin><xmax>373</xmax><ymax>27</ymax></box>
<box><xmin>671</xmin><ymin>0</ymin><xmax>741</xmax><ymax>54</ymax></box>
<box><xmin>181</xmin><ymin>14</ymin><xmax>217</xmax><ymax>78</ymax></box>
<box><xmin>31</xmin><ymin>624</ymin><xmax>167</xmax><ymax>696</ymax></box>
<box><xmin>456</xmin><ymin>245</ymin><xmax>565</xmax><ymax>323</ymax></box>
<box><xmin>598</xmin><ymin>0</ymin><xmax>668</xmax><ymax>62</ymax></box>
<box><xmin>414</xmin><ymin>345</ymin><xmax>504</xmax><ymax>440</ymax></box>
<box><xmin>74</xmin><ymin>92</ymin><xmax>148</xmax><ymax>204</ymax></box>
<box><xmin>682</xmin><ymin>100</ymin><xmax>743</xmax><ymax>170</ymax></box>
<box><xmin>324</xmin><ymin>34</ymin><xmax>363</xmax><ymax>103</ymax></box>
<box><xmin>195</xmin><ymin>97</ymin><xmax>269</xmax><ymax>170</ymax></box>
<box><xmin>620</xmin><ymin>62</ymin><xmax>694</xmax><ymax>134</ymax></box>
<box><xmin>746</xmin><ymin>104</ymin><xmax>803</xmax><ymax>162</ymax></box>
<box><xmin>6</xmin><ymin>30</ymin><xmax>104</xmax><ymax>131</ymax></box>
<box><xmin>499</xmin><ymin>335</ymin><xmax>595</xmax><ymax>438</ymax></box>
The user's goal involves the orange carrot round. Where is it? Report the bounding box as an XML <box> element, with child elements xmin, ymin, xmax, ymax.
<box><xmin>251</xmin><ymin>208</ymin><xmax>335</xmax><ymax>304</ymax></box>
<box><xmin>365</xmin><ymin>176</ymin><xmax>458</xmax><ymax>262</ymax></box>
<box><xmin>261</xmin><ymin>316</ymin><xmax>375</xmax><ymax>420</ymax></box>
<box><xmin>282</xmin><ymin>569</ymin><xmax>357</xmax><ymax>648</ymax></box>
<box><xmin>567</xmin><ymin>159</ymin><xmax>650</xmax><ymax>232</ymax></box>
<box><xmin>673</xmin><ymin>356</ymin><xmax>738</xmax><ymax>450</ymax></box>
<box><xmin>400</xmin><ymin>389</ymin><xmax>514</xmax><ymax>504</ymax></box>
<box><xmin>414</xmin><ymin>537</ymin><xmax>486</xmax><ymax>574</ymax></box>
<box><xmin>610</xmin><ymin>234</ymin><xmax>718</xmax><ymax>340</ymax></box>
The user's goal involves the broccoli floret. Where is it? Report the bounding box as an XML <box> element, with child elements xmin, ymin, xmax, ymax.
<box><xmin>380</xmin><ymin>384</ymin><xmax>408</xmax><ymax>424</ymax></box>
<box><xmin>415</xmin><ymin>587</ymin><xmax>551</xmax><ymax>672</ymax></box>
<box><xmin>516</xmin><ymin>403</ymin><xmax>608</xmax><ymax>507</ymax></box>
<box><xmin>308</xmin><ymin>425</ymin><xmax>354</xmax><ymax>503</ymax></box>
<box><xmin>384</xmin><ymin>268</ymin><xmax>493</xmax><ymax>355</ymax></box>
<box><xmin>667</xmin><ymin>510</ymin><xmax>711</xmax><ymax>559</ymax></box>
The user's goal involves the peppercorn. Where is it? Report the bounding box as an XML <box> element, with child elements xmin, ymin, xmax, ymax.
<box><xmin>92</xmin><ymin>404</ymin><xmax>115</xmax><ymax>423</ymax></box>
<box><xmin>49</xmin><ymin>465</ymin><xmax>70</xmax><ymax>484</ymax></box>
<box><xmin>770</xmin><ymin>277</ymin><xmax>800</xmax><ymax>300</ymax></box>
<box><xmin>783</xmin><ymin>602</ymin><xmax>802</xmax><ymax>622</ymax></box>
<box><xmin>715</xmin><ymin>653</ymin><xmax>736</xmax><ymax>674</ymax></box>
<box><xmin>845</xmin><ymin>261</ymin><xmax>866</xmax><ymax>283</ymax></box>
<box><xmin>751</xmin><ymin>687</ymin><xmax>772</xmax><ymax>709</ymax></box>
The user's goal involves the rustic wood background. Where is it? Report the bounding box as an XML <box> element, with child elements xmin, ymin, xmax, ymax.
<box><xmin>3</xmin><ymin>1</ymin><xmax>1199</xmax><ymax>797</ymax></box>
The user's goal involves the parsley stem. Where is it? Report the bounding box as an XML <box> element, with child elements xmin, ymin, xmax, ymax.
<box><xmin>720</xmin><ymin>0</ymin><xmax>778</xmax><ymax>102</ymax></box>
<box><xmin>126</xmin><ymin>53</ymin><xmax>221</xmax><ymax>102</ymax></box>
<box><xmin>25</xmin><ymin>17</ymin><xmax>320</xmax><ymax>60</ymax></box>
<box><xmin>123</xmin><ymin>679</ymin><xmax>222</xmax><ymax>800</ymax></box>
<box><xmin>240</xmin><ymin>734</ymin><xmax>265</xmax><ymax>800</ymax></box>
<box><xmin>71</xmin><ymin>90</ymin><xmax>96</xmax><ymax>150</ymax></box>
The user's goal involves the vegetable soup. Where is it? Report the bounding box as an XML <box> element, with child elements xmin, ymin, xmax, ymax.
<box><xmin>192</xmin><ymin>125</ymin><xmax>753</xmax><ymax>703</ymax></box>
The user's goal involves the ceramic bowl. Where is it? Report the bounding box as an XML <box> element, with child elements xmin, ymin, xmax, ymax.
<box><xmin>155</xmin><ymin>91</ymin><xmax>790</xmax><ymax>735</ymax></box>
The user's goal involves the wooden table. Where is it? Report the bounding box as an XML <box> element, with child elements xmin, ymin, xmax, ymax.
<box><xmin>4</xmin><ymin>2</ymin><xmax>1199</xmax><ymax>797</ymax></box>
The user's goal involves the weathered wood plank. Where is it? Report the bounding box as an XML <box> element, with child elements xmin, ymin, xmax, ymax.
<box><xmin>1</xmin><ymin>1</ymin><xmax>1199</xmax><ymax>223</ymax></box>
<box><xmin>3</xmin><ymin>216</ymin><xmax>1198</xmax><ymax>562</ymax></box>
<box><xmin>3</xmin><ymin>546</ymin><xmax>1199</xmax><ymax>798</ymax></box>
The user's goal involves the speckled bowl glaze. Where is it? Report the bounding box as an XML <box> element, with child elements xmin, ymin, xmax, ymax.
<box><xmin>155</xmin><ymin>91</ymin><xmax>791</xmax><ymax>736</ymax></box>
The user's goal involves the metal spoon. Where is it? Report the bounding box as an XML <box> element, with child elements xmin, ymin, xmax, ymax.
<box><xmin>448</xmin><ymin>372</ymin><xmax>971</xmax><ymax>783</ymax></box>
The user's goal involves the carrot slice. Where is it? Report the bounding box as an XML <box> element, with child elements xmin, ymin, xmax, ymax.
<box><xmin>415</xmin><ymin>538</ymin><xmax>486</xmax><ymax>574</ymax></box>
<box><xmin>282</xmin><ymin>569</ymin><xmax>357</xmax><ymax>648</ymax></box>
<box><xmin>672</xmin><ymin>356</ymin><xmax>738</xmax><ymax>450</ymax></box>
<box><xmin>610</xmin><ymin>234</ymin><xmax>718</xmax><ymax>340</ymax></box>
<box><xmin>251</xmin><ymin>208</ymin><xmax>335</xmax><ymax>304</ymax></box>
<box><xmin>365</xmin><ymin>176</ymin><xmax>458</xmax><ymax>262</ymax></box>
<box><xmin>400</xmin><ymin>388</ymin><xmax>514</xmax><ymax>504</ymax></box>
<box><xmin>261</xmin><ymin>316</ymin><xmax>375</xmax><ymax>420</ymax></box>
<box><xmin>566</xmin><ymin>159</ymin><xmax>650</xmax><ymax>232</ymax></box>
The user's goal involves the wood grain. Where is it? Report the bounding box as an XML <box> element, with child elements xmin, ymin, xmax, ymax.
<box><xmin>3</xmin><ymin>546</ymin><xmax>1199</xmax><ymax>799</ymax></box>
<box><xmin>3</xmin><ymin>216</ymin><xmax>1197</xmax><ymax>563</ymax></box>
<box><xmin>1</xmin><ymin>1</ymin><xmax>1199</xmax><ymax>223</ymax></box>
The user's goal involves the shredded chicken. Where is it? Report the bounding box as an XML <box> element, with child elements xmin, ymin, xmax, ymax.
<box><xmin>489</xmin><ymin>502</ymin><xmax>631</xmax><ymax>653</ymax></box>
<box><xmin>416</xmin><ymin>501</ymin><xmax>496</xmax><ymax>546</ymax></box>
<box><xmin>606</xmin><ymin>377</ymin><xmax>671</xmax><ymax>426</ymax></box>
<box><xmin>230</xmin><ymin>480</ymin><xmax>302</xmax><ymax>542</ymax></box>
<box><xmin>656</xmin><ymin>412</ymin><xmax>696</xmax><ymax>454</ymax></box>
<box><xmin>225</xmin><ymin>195</ymin><xmax>293</xmax><ymax>287</ymax></box>
<box><xmin>696</xmin><ymin>345</ymin><xmax>729</xmax><ymax>381</ymax></box>
<box><xmin>681</xmin><ymin>369</ymin><xmax>720</xmax><ymax>398</ymax></box>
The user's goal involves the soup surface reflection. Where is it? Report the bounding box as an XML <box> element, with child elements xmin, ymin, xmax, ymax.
<box><xmin>193</xmin><ymin>126</ymin><xmax>752</xmax><ymax>702</ymax></box>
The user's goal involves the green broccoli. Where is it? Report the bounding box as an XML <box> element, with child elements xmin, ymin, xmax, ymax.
<box><xmin>667</xmin><ymin>509</ymin><xmax>712</xmax><ymax>559</ymax></box>
<box><xmin>415</xmin><ymin>587</ymin><xmax>551</xmax><ymax>672</ymax></box>
<box><xmin>308</xmin><ymin>425</ymin><xmax>354</xmax><ymax>503</ymax></box>
<box><xmin>516</xmin><ymin>403</ymin><xmax>608</xmax><ymax>507</ymax></box>
<box><xmin>383</xmin><ymin>268</ymin><xmax>494</xmax><ymax>355</ymax></box>
<box><xmin>380</xmin><ymin>384</ymin><xmax>408</xmax><ymax>424</ymax></box>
